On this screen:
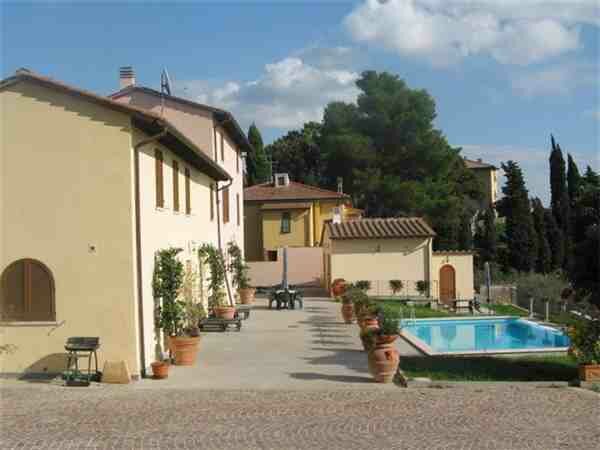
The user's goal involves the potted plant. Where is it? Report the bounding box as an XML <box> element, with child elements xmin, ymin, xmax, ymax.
<box><xmin>349</xmin><ymin>289</ymin><xmax>378</xmax><ymax>332</ymax></box>
<box><xmin>366</xmin><ymin>306</ymin><xmax>402</xmax><ymax>383</ymax></box>
<box><xmin>340</xmin><ymin>289</ymin><xmax>356</xmax><ymax>324</ymax></box>
<box><xmin>199</xmin><ymin>243</ymin><xmax>235</xmax><ymax>319</ymax></box>
<box><xmin>568</xmin><ymin>318</ymin><xmax>600</xmax><ymax>382</ymax></box>
<box><xmin>416</xmin><ymin>280</ymin><xmax>429</xmax><ymax>297</ymax></box>
<box><xmin>354</xmin><ymin>280</ymin><xmax>371</xmax><ymax>292</ymax></box>
<box><xmin>227</xmin><ymin>240</ymin><xmax>255</xmax><ymax>305</ymax></box>
<box><xmin>150</xmin><ymin>360</ymin><xmax>170</xmax><ymax>379</ymax></box>
<box><xmin>331</xmin><ymin>278</ymin><xmax>347</xmax><ymax>297</ymax></box>
<box><xmin>389</xmin><ymin>280</ymin><xmax>403</xmax><ymax>296</ymax></box>
<box><xmin>153</xmin><ymin>248</ymin><xmax>201</xmax><ymax>366</ymax></box>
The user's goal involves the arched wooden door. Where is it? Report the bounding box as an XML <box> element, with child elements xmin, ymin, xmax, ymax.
<box><xmin>439</xmin><ymin>265</ymin><xmax>456</xmax><ymax>305</ymax></box>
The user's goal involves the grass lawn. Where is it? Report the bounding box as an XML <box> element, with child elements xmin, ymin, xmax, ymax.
<box><xmin>373</xmin><ymin>299</ymin><xmax>453</xmax><ymax>318</ymax></box>
<box><xmin>486</xmin><ymin>303</ymin><xmax>528</xmax><ymax>317</ymax></box>
<box><xmin>400</xmin><ymin>354</ymin><xmax>578</xmax><ymax>382</ymax></box>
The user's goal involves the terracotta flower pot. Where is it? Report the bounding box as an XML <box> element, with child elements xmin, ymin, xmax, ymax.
<box><xmin>579</xmin><ymin>364</ymin><xmax>600</xmax><ymax>381</ymax></box>
<box><xmin>238</xmin><ymin>287</ymin><xmax>256</xmax><ymax>305</ymax></box>
<box><xmin>170</xmin><ymin>336</ymin><xmax>201</xmax><ymax>366</ymax></box>
<box><xmin>214</xmin><ymin>306</ymin><xmax>236</xmax><ymax>320</ymax></box>
<box><xmin>341</xmin><ymin>303</ymin><xmax>355</xmax><ymax>324</ymax></box>
<box><xmin>360</xmin><ymin>316</ymin><xmax>379</xmax><ymax>332</ymax></box>
<box><xmin>150</xmin><ymin>361</ymin><xmax>170</xmax><ymax>379</ymax></box>
<box><xmin>370</xmin><ymin>335</ymin><xmax>399</xmax><ymax>383</ymax></box>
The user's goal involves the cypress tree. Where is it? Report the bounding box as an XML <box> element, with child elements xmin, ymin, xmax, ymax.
<box><xmin>531</xmin><ymin>198</ymin><xmax>552</xmax><ymax>274</ymax></box>
<box><xmin>457</xmin><ymin>212</ymin><xmax>473</xmax><ymax>250</ymax></box>
<box><xmin>474</xmin><ymin>205</ymin><xmax>497</xmax><ymax>265</ymax></box>
<box><xmin>544</xmin><ymin>209</ymin><xmax>564</xmax><ymax>271</ymax></box>
<box><xmin>497</xmin><ymin>161</ymin><xmax>537</xmax><ymax>272</ymax></box>
<box><xmin>246</xmin><ymin>123</ymin><xmax>270</xmax><ymax>186</ymax></box>
<box><xmin>549</xmin><ymin>135</ymin><xmax>572</xmax><ymax>270</ymax></box>
<box><xmin>567</xmin><ymin>154</ymin><xmax>581</xmax><ymax>204</ymax></box>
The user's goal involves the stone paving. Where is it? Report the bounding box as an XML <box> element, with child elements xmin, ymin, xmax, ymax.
<box><xmin>1</xmin><ymin>297</ymin><xmax>599</xmax><ymax>449</ymax></box>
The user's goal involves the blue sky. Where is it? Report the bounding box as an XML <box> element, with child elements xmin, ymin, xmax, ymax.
<box><xmin>2</xmin><ymin>1</ymin><xmax>598</xmax><ymax>202</ymax></box>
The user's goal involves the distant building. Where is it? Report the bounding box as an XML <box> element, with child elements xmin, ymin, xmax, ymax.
<box><xmin>244</xmin><ymin>174</ymin><xmax>361</xmax><ymax>261</ymax></box>
<box><xmin>464</xmin><ymin>157</ymin><xmax>498</xmax><ymax>211</ymax></box>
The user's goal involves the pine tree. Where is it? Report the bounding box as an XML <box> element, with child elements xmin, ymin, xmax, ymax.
<box><xmin>246</xmin><ymin>124</ymin><xmax>270</xmax><ymax>186</ymax></box>
<box><xmin>583</xmin><ymin>166</ymin><xmax>600</xmax><ymax>188</ymax></box>
<box><xmin>497</xmin><ymin>161</ymin><xmax>537</xmax><ymax>272</ymax></box>
<box><xmin>531</xmin><ymin>198</ymin><xmax>552</xmax><ymax>274</ymax></box>
<box><xmin>567</xmin><ymin>154</ymin><xmax>581</xmax><ymax>204</ymax></box>
<box><xmin>544</xmin><ymin>209</ymin><xmax>564</xmax><ymax>271</ymax></box>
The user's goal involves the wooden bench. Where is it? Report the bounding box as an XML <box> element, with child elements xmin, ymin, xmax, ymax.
<box><xmin>199</xmin><ymin>317</ymin><xmax>242</xmax><ymax>332</ymax></box>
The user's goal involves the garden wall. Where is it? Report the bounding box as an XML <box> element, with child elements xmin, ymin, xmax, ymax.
<box><xmin>247</xmin><ymin>247</ymin><xmax>323</xmax><ymax>288</ymax></box>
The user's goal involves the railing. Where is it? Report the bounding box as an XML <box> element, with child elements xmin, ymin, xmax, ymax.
<box><xmin>350</xmin><ymin>280</ymin><xmax>440</xmax><ymax>301</ymax></box>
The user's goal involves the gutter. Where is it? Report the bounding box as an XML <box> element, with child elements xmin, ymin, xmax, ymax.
<box><xmin>133</xmin><ymin>125</ymin><xmax>168</xmax><ymax>378</ymax></box>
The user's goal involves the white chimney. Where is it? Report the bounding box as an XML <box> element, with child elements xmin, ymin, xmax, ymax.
<box><xmin>274</xmin><ymin>173</ymin><xmax>290</xmax><ymax>187</ymax></box>
<box><xmin>119</xmin><ymin>66</ymin><xmax>135</xmax><ymax>89</ymax></box>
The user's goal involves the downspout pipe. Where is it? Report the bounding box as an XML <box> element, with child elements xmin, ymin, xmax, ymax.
<box><xmin>215</xmin><ymin>178</ymin><xmax>235</xmax><ymax>307</ymax></box>
<box><xmin>133</xmin><ymin>125</ymin><xmax>168</xmax><ymax>379</ymax></box>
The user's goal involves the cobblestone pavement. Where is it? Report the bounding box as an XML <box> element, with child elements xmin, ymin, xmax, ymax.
<box><xmin>1</xmin><ymin>382</ymin><xmax>599</xmax><ymax>449</ymax></box>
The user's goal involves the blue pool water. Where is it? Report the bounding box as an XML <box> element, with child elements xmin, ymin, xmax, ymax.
<box><xmin>402</xmin><ymin>317</ymin><xmax>570</xmax><ymax>354</ymax></box>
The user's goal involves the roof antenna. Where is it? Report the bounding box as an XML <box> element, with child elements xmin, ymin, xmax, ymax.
<box><xmin>160</xmin><ymin>68</ymin><xmax>172</xmax><ymax>116</ymax></box>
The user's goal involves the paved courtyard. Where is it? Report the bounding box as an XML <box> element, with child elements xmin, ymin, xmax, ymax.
<box><xmin>1</xmin><ymin>297</ymin><xmax>599</xmax><ymax>449</ymax></box>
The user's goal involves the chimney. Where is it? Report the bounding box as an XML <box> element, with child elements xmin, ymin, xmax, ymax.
<box><xmin>119</xmin><ymin>66</ymin><xmax>135</xmax><ymax>89</ymax></box>
<box><xmin>337</xmin><ymin>177</ymin><xmax>343</xmax><ymax>194</ymax></box>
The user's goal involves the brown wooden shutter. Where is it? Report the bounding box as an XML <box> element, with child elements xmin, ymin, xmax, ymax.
<box><xmin>172</xmin><ymin>161</ymin><xmax>179</xmax><ymax>212</ymax></box>
<box><xmin>155</xmin><ymin>149</ymin><xmax>164</xmax><ymax>208</ymax></box>
<box><xmin>1</xmin><ymin>259</ymin><xmax>54</xmax><ymax>321</ymax></box>
<box><xmin>221</xmin><ymin>134</ymin><xmax>225</xmax><ymax>162</ymax></box>
<box><xmin>223</xmin><ymin>186</ymin><xmax>230</xmax><ymax>223</ymax></box>
<box><xmin>214</xmin><ymin>129</ymin><xmax>218</xmax><ymax>161</ymax></box>
<box><xmin>210</xmin><ymin>184</ymin><xmax>214</xmax><ymax>220</ymax></box>
<box><xmin>236</xmin><ymin>193</ymin><xmax>240</xmax><ymax>226</ymax></box>
<box><xmin>185</xmin><ymin>168</ymin><xmax>191</xmax><ymax>215</ymax></box>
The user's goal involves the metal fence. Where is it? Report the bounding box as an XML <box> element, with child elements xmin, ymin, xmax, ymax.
<box><xmin>357</xmin><ymin>280</ymin><xmax>440</xmax><ymax>300</ymax></box>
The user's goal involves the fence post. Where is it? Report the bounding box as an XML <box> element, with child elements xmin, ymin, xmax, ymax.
<box><xmin>545</xmin><ymin>300</ymin><xmax>550</xmax><ymax>323</ymax></box>
<box><xmin>529</xmin><ymin>297</ymin><xmax>534</xmax><ymax>318</ymax></box>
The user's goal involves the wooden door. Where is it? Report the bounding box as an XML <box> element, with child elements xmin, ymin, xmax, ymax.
<box><xmin>439</xmin><ymin>265</ymin><xmax>456</xmax><ymax>305</ymax></box>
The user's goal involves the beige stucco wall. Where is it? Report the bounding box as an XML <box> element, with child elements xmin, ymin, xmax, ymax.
<box><xmin>244</xmin><ymin>204</ymin><xmax>263</xmax><ymax>261</ymax></box>
<box><xmin>472</xmin><ymin>168</ymin><xmax>497</xmax><ymax>210</ymax></box>
<box><xmin>133</xmin><ymin>129</ymin><xmax>220</xmax><ymax>371</ymax></box>
<box><xmin>431</xmin><ymin>253</ymin><xmax>474</xmax><ymax>300</ymax></box>
<box><xmin>328</xmin><ymin>238</ymin><xmax>433</xmax><ymax>297</ymax></box>
<box><xmin>0</xmin><ymin>82</ymin><xmax>140</xmax><ymax>375</ymax></box>
<box><xmin>262</xmin><ymin>209</ymin><xmax>310</xmax><ymax>251</ymax></box>
<box><xmin>247</xmin><ymin>247</ymin><xmax>323</xmax><ymax>287</ymax></box>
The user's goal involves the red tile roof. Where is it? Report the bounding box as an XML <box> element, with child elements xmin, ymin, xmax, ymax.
<box><xmin>464</xmin><ymin>158</ymin><xmax>496</xmax><ymax>170</ymax></box>
<box><xmin>261</xmin><ymin>202</ymin><xmax>312</xmax><ymax>210</ymax></box>
<box><xmin>326</xmin><ymin>218</ymin><xmax>435</xmax><ymax>240</ymax></box>
<box><xmin>244</xmin><ymin>181</ymin><xmax>349</xmax><ymax>202</ymax></box>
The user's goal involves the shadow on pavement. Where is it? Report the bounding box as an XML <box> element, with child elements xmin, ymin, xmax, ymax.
<box><xmin>289</xmin><ymin>372</ymin><xmax>372</xmax><ymax>383</ymax></box>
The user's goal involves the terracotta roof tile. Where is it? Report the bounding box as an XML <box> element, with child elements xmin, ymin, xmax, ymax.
<box><xmin>244</xmin><ymin>181</ymin><xmax>349</xmax><ymax>202</ymax></box>
<box><xmin>326</xmin><ymin>218</ymin><xmax>435</xmax><ymax>240</ymax></box>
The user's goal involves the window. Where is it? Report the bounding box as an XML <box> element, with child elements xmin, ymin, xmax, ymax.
<box><xmin>236</xmin><ymin>193</ymin><xmax>240</xmax><ymax>226</ymax></box>
<box><xmin>1</xmin><ymin>259</ymin><xmax>55</xmax><ymax>322</ymax></box>
<box><xmin>267</xmin><ymin>251</ymin><xmax>278</xmax><ymax>262</ymax></box>
<box><xmin>221</xmin><ymin>134</ymin><xmax>225</xmax><ymax>162</ymax></box>
<box><xmin>210</xmin><ymin>184</ymin><xmax>215</xmax><ymax>221</ymax></box>
<box><xmin>172</xmin><ymin>161</ymin><xmax>179</xmax><ymax>212</ymax></box>
<box><xmin>281</xmin><ymin>212</ymin><xmax>291</xmax><ymax>234</ymax></box>
<box><xmin>185</xmin><ymin>168</ymin><xmax>191</xmax><ymax>215</ymax></box>
<box><xmin>155</xmin><ymin>149</ymin><xmax>164</xmax><ymax>208</ymax></box>
<box><xmin>223</xmin><ymin>186</ymin><xmax>230</xmax><ymax>223</ymax></box>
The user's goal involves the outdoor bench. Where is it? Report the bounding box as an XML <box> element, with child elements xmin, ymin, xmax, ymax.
<box><xmin>199</xmin><ymin>317</ymin><xmax>242</xmax><ymax>332</ymax></box>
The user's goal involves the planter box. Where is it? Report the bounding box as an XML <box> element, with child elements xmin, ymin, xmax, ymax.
<box><xmin>579</xmin><ymin>364</ymin><xmax>600</xmax><ymax>382</ymax></box>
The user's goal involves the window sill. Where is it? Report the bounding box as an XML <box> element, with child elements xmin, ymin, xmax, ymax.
<box><xmin>0</xmin><ymin>321</ymin><xmax>60</xmax><ymax>327</ymax></box>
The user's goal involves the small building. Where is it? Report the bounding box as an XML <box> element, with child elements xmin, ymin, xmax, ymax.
<box><xmin>244</xmin><ymin>174</ymin><xmax>359</xmax><ymax>261</ymax></box>
<box><xmin>464</xmin><ymin>158</ymin><xmax>498</xmax><ymax>211</ymax></box>
<box><xmin>321</xmin><ymin>218</ymin><xmax>474</xmax><ymax>303</ymax></box>
<box><xmin>0</xmin><ymin>69</ymin><xmax>245</xmax><ymax>378</ymax></box>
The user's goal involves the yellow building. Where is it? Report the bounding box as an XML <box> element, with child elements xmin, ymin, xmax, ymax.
<box><xmin>464</xmin><ymin>158</ymin><xmax>498</xmax><ymax>210</ymax></box>
<box><xmin>0</xmin><ymin>69</ymin><xmax>244</xmax><ymax>378</ymax></box>
<box><xmin>244</xmin><ymin>174</ymin><xmax>359</xmax><ymax>261</ymax></box>
<box><xmin>322</xmin><ymin>218</ymin><xmax>474</xmax><ymax>303</ymax></box>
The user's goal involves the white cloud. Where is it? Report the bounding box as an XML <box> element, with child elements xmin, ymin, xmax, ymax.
<box><xmin>177</xmin><ymin>55</ymin><xmax>359</xmax><ymax>130</ymax></box>
<box><xmin>511</xmin><ymin>62</ymin><xmax>597</xmax><ymax>97</ymax></box>
<box><xmin>460</xmin><ymin>143</ymin><xmax>599</xmax><ymax>204</ymax></box>
<box><xmin>344</xmin><ymin>0</ymin><xmax>594</xmax><ymax>66</ymax></box>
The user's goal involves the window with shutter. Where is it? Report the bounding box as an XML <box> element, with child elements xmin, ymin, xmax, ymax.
<box><xmin>155</xmin><ymin>149</ymin><xmax>164</xmax><ymax>208</ymax></box>
<box><xmin>236</xmin><ymin>193</ymin><xmax>240</xmax><ymax>226</ymax></box>
<box><xmin>281</xmin><ymin>212</ymin><xmax>291</xmax><ymax>234</ymax></box>
<box><xmin>223</xmin><ymin>186</ymin><xmax>230</xmax><ymax>223</ymax></box>
<box><xmin>1</xmin><ymin>259</ymin><xmax>55</xmax><ymax>322</ymax></box>
<box><xmin>173</xmin><ymin>160</ymin><xmax>179</xmax><ymax>212</ymax></box>
<box><xmin>210</xmin><ymin>184</ymin><xmax>215</xmax><ymax>221</ymax></box>
<box><xmin>185</xmin><ymin>168</ymin><xmax>191</xmax><ymax>215</ymax></box>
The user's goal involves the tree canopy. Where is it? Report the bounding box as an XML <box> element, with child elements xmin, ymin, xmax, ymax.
<box><xmin>245</xmin><ymin>123</ymin><xmax>270</xmax><ymax>186</ymax></box>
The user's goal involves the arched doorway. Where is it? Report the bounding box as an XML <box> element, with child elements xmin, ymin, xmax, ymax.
<box><xmin>439</xmin><ymin>265</ymin><xmax>456</xmax><ymax>305</ymax></box>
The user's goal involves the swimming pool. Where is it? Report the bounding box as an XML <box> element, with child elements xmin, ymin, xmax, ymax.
<box><xmin>401</xmin><ymin>317</ymin><xmax>570</xmax><ymax>355</ymax></box>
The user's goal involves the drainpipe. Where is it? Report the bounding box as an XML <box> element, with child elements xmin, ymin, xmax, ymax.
<box><xmin>215</xmin><ymin>178</ymin><xmax>235</xmax><ymax>306</ymax></box>
<box><xmin>133</xmin><ymin>125</ymin><xmax>167</xmax><ymax>379</ymax></box>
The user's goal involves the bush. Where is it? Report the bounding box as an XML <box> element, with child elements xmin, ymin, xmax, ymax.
<box><xmin>343</xmin><ymin>288</ymin><xmax>373</xmax><ymax>315</ymax></box>
<box><xmin>516</xmin><ymin>272</ymin><xmax>568</xmax><ymax>306</ymax></box>
<box><xmin>568</xmin><ymin>318</ymin><xmax>600</xmax><ymax>365</ymax></box>
<box><xmin>416</xmin><ymin>280</ymin><xmax>429</xmax><ymax>296</ymax></box>
<box><xmin>377</xmin><ymin>305</ymin><xmax>402</xmax><ymax>336</ymax></box>
<box><xmin>198</xmin><ymin>243</ymin><xmax>228</xmax><ymax>309</ymax></box>
<box><xmin>354</xmin><ymin>280</ymin><xmax>371</xmax><ymax>291</ymax></box>
<box><xmin>389</xmin><ymin>280</ymin><xmax>403</xmax><ymax>295</ymax></box>
<box><xmin>153</xmin><ymin>248</ymin><xmax>185</xmax><ymax>337</ymax></box>
<box><xmin>227</xmin><ymin>240</ymin><xmax>250</xmax><ymax>289</ymax></box>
